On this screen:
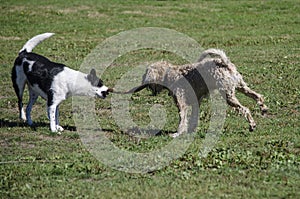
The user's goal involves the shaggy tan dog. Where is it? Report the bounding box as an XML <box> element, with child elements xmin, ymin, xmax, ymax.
<box><xmin>117</xmin><ymin>49</ymin><xmax>268</xmax><ymax>137</ymax></box>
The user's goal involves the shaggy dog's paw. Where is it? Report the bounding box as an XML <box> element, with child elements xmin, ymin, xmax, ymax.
<box><xmin>169</xmin><ymin>132</ymin><xmax>180</xmax><ymax>138</ymax></box>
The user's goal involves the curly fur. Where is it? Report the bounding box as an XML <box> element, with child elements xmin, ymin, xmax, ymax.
<box><xmin>117</xmin><ymin>49</ymin><xmax>268</xmax><ymax>137</ymax></box>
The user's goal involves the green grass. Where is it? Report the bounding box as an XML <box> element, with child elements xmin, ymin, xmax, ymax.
<box><xmin>1</xmin><ymin>0</ymin><xmax>300</xmax><ymax>198</ymax></box>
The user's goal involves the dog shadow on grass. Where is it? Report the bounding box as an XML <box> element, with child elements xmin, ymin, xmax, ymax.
<box><xmin>123</xmin><ymin>127</ymin><xmax>175</xmax><ymax>138</ymax></box>
<box><xmin>0</xmin><ymin>118</ymin><xmax>76</xmax><ymax>132</ymax></box>
<box><xmin>0</xmin><ymin>118</ymin><xmax>177</xmax><ymax>139</ymax></box>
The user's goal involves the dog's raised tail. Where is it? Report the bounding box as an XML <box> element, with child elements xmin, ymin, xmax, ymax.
<box><xmin>19</xmin><ymin>33</ymin><xmax>55</xmax><ymax>53</ymax></box>
<box><xmin>198</xmin><ymin>48</ymin><xmax>230</xmax><ymax>65</ymax></box>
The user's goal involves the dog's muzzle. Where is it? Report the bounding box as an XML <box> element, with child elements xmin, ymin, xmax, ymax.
<box><xmin>101</xmin><ymin>88</ymin><xmax>113</xmax><ymax>98</ymax></box>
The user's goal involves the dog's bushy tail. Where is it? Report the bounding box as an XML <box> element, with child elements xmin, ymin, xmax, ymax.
<box><xmin>19</xmin><ymin>33</ymin><xmax>55</xmax><ymax>53</ymax></box>
<box><xmin>198</xmin><ymin>48</ymin><xmax>230</xmax><ymax>65</ymax></box>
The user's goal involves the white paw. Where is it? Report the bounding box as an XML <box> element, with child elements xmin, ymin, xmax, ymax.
<box><xmin>21</xmin><ymin>110</ymin><xmax>27</xmax><ymax>121</ymax></box>
<box><xmin>21</xmin><ymin>115</ymin><xmax>27</xmax><ymax>121</ymax></box>
<box><xmin>56</xmin><ymin>125</ymin><xmax>64</xmax><ymax>132</ymax></box>
<box><xmin>50</xmin><ymin>125</ymin><xmax>64</xmax><ymax>134</ymax></box>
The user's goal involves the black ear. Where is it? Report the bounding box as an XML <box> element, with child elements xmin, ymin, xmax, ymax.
<box><xmin>87</xmin><ymin>68</ymin><xmax>101</xmax><ymax>86</ymax></box>
<box><xmin>87</xmin><ymin>69</ymin><xmax>96</xmax><ymax>82</ymax></box>
<box><xmin>90</xmin><ymin>69</ymin><xmax>96</xmax><ymax>77</ymax></box>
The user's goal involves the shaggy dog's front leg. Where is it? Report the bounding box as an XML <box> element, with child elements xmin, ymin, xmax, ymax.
<box><xmin>225</xmin><ymin>93</ymin><xmax>256</xmax><ymax>131</ymax></box>
<box><xmin>237</xmin><ymin>83</ymin><xmax>268</xmax><ymax>115</ymax></box>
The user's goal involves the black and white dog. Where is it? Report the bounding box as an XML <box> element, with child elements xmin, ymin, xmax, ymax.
<box><xmin>12</xmin><ymin>33</ymin><xmax>111</xmax><ymax>133</ymax></box>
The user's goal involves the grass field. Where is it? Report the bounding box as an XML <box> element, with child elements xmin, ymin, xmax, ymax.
<box><xmin>1</xmin><ymin>0</ymin><xmax>300</xmax><ymax>198</ymax></box>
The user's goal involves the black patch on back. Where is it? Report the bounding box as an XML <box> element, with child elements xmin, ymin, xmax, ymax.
<box><xmin>23</xmin><ymin>61</ymin><xmax>29</xmax><ymax>69</ymax></box>
<box><xmin>14</xmin><ymin>55</ymin><xmax>23</xmax><ymax>66</ymax></box>
<box><xmin>20</xmin><ymin>52</ymin><xmax>65</xmax><ymax>94</ymax></box>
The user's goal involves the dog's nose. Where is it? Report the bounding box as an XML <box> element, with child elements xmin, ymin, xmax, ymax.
<box><xmin>101</xmin><ymin>88</ymin><xmax>113</xmax><ymax>98</ymax></box>
<box><xmin>101</xmin><ymin>91</ymin><xmax>108</xmax><ymax>98</ymax></box>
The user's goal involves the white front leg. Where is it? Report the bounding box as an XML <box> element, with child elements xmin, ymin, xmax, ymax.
<box><xmin>48</xmin><ymin>105</ymin><xmax>63</xmax><ymax>133</ymax></box>
<box><xmin>48</xmin><ymin>105</ymin><xmax>57</xmax><ymax>132</ymax></box>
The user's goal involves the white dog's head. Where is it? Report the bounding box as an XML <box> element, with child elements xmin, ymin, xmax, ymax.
<box><xmin>87</xmin><ymin>69</ymin><xmax>112</xmax><ymax>98</ymax></box>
